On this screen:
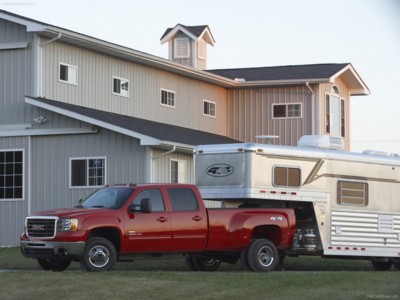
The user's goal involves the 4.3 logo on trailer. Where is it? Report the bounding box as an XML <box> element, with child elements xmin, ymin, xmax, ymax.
<box><xmin>206</xmin><ymin>164</ymin><xmax>234</xmax><ymax>177</ymax></box>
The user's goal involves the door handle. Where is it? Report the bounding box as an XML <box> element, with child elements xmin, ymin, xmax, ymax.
<box><xmin>157</xmin><ymin>217</ymin><xmax>168</xmax><ymax>223</ymax></box>
<box><xmin>192</xmin><ymin>216</ymin><xmax>203</xmax><ymax>222</ymax></box>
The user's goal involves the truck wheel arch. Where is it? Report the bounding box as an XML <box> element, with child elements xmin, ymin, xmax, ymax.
<box><xmin>251</xmin><ymin>225</ymin><xmax>282</xmax><ymax>247</ymax></box>
<box><xmin>87</xmin><ymin>227</ymin><xmax>121</xmax><ymax>254</ymax></box>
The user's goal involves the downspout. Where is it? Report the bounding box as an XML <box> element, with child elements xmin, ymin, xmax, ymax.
<box><xmin>152</xmin><ymin>145</ymin><xmax>176</xmax><ymax>160</ymax></box>
<box><xmin>40</xmin><ymin>32</ymin><xmax>62</xmax><ymax>47</ymax></box>
<box><xmin>306</xmin><ymin>82</ymin><xmax>315</xmax><ymax>135</ymax></box>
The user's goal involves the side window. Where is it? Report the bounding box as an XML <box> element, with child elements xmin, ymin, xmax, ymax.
<box><xmin>337</xmin><ymin>181</ymin><xmax>368</xmax><ymax>206</ymax></box>
<box><xmin>70</xmin><ymin>157</ymin><xmax>106</xmax><ymax>188</ymax></box>
<box><xmin>0</xmin><ymin>150</ymin><xmax>23</xmax><ymax>200</ymax></box>
<box><xmin>59</xmin><ymin>63</ymin><xmax>78</xmax><ymax>85</ymax></box>
<box><xmin>112</xmin><ymin>76</ymin><xmax>129</xmax><ymax>97</ymax></box>
<box><xmin>161</xmin><ymin>89</ymin><xmax>175</xmax><ymax>108</ymax></box>
<box><xmin>203</xmin><ymin>100</ymin><xmax>216</xmax><ymax>117</ymax></box>
<box><xmin>132</xmin><ymin>189</ymin><xmax>165</xmax><ymax>212</ymax></box>
<box><xmin>168</xmin><ymin>188</ymin><xmax>198</xmax><ymax>211</ymax></box>
<box><xmin>273</xmin><ymin>166</ymin><xmax>301</xmax><ymax>187</ymax></box>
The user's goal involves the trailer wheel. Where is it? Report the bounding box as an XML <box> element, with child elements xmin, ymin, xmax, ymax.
<box><xmin>37</xmin><ymin>258</ymin><xmax>71</xmax><ymax>272</ymax></box>
<box><xmin>393</xmin><ymin>260</ymin><xmax>400</xmax><ymax>271</ymax></box>
<box><xmin>80</xmin><ymin>237</ymin><xmax>117</xmax><ymax>272</ymax></box>
<box><xmin>371</xmin><ymin>258</ymin><xmax>393</xmax><ymax>271</ymax></box>
<box><xmin>187</xmin><ymin>255</ymin><xmax>221</xmax><ymax>271</ymax></box>
<box><xmin>246</xmin><ymin>239</ymin><xmax>278</xmax><ymax>272</ymax></box>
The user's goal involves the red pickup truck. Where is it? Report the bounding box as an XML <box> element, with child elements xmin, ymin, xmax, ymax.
<box><xmin>20</xmin><ymin>184</ymin><xmax>296</xmax><ymax>272</ymax></box>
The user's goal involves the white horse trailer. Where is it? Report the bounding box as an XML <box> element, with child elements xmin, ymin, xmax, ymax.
<box><xmin>194</xmin><ymin>136</ymin><xmax>400</xmax><ymax>270</ymax></box>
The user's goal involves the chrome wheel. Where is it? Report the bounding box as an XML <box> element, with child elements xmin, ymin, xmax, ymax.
<box><xmin>88</xmin><ymin>245</ymin><xmax>110</xmax><ymax>268</ymax></box>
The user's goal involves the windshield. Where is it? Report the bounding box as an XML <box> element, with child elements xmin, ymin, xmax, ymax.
<box><xmin>79</xmin><ymin>187</ymin><xmax>134</xmax><ymax>209</ymax></box>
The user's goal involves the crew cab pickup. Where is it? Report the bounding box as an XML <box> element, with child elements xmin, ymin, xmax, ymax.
<box><xmin>21</xmin><ymin>184</ymin><xmax>296</xmax><ymax>272</ymax></box>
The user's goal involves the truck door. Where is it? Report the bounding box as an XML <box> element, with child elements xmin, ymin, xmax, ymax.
<box><xmin>124</xmin><ymin>188</ymin><xmax>172</xmax><ymax>252</ymax></box>
<box><xmin>167</xmin><ymin>187</ymin><xmax>208</xmax><ymax>252</ymax></box>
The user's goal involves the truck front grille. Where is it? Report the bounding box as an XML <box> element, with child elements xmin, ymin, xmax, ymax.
<box><xmin>27</xmin><ymin>217</ymin><xmax>58</xmax><ymax>238</ymax></box>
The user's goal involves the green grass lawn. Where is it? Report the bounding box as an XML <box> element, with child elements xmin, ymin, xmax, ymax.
<box><xmin>0</xmin><ymin>247</ymin><xmax>399</xmax><ymax>300</ymax></box>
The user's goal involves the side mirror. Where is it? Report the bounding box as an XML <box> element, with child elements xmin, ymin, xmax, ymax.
<box><xmin>140</xmin><ymin>198</ymin><xmax>152</xmax><ymax>213</ymax></box>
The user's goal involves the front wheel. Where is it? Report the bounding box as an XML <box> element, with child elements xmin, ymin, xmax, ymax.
<box><xmin>37</xmin><ymin>258</ymin><xmax>71</xmax><ymax>272</ymax></box>
<box><xmin>246</xmin><ymin>239</ymin><xmax>278</xmax><ymax>272</ymax></box>
<box><xmin>80</xmin><ymin>237</ymin><xmax>117</xmax><ymax>272</ymax></box>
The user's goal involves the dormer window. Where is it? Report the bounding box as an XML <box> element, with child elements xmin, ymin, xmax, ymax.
<box><xmin>331</xmin><ymin>85</ymin><xmax>339</xmax><ymax>94</ymax></box>
<box><xmin>174</xmin><ymin>38</ymin><xmax>190</xmax><ymax>58</ymax></box>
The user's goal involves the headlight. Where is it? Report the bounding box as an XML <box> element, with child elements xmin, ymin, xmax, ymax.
<box><xmin>57</xmin><ymin>219</ymin><xmax>78</xmax><ymax>232</ymax></box>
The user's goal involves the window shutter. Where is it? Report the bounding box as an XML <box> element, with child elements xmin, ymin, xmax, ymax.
<box><xmin>174</xmin><ymin>38</ymin><xmax>189</xmax><ymax>58</ymax></box>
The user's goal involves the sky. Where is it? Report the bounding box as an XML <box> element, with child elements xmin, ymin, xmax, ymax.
<box><xmin>1</xmin><ymin>0</ymin><xmax>400</xmax><ymax>153</ymax></box>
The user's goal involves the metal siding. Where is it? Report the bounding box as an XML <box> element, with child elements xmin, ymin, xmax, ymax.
<box><xmin>227</xmin><ymin>86</ymin><xmax>312</xmax><ymax>146</ymax></box>
<box><xmin>0</xmin><ymin>20</ymin><xmax>35</xmax><ymax>246</ymax></box>
<box><xmin>29</xmin><ymin>117</ymin><xmax>147</xmax><ymax>213</ymax></box>
<box><xmin>0</xmin><ymin>137</ymin><xmax>30</xmax><ymax>246</ymax></box>
<box><xmin>40</xmin><ymin>40</ymin><xmax>227</xmax><ymax>136</ymax></box>
<box><xmin>151</xmin><ymin>149</ymin><xmax>194</xmax><ymax>183</ymax></box>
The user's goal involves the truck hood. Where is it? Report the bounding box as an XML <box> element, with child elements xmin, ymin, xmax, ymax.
<box><xmin>30</xmin><ymin>208</ymin><xmax>110</xmax><ymax>219</ymax></box>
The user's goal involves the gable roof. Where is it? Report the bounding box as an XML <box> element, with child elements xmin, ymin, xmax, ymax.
<box><xmin>25</xmin><ymin>97</ymin><xmax>240</xmax><ymax>150</ymax></box>
<box><xmin>160</xmin><ymin>24</ymin><xmax>215</xmax><ymax>46</ymax></box>
<box><xmin>207</xmin><ymin>63</ymin><xmax>370</xmax><ymax>95</ymax></box>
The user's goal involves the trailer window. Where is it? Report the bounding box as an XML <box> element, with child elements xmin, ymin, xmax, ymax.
<box><xmin>273</xmin><ymin>167</ymin><xmax>301</xmax><ymax>187</ymax></box>
<box><xmin>337</xmin><ymin>181</ymin><xmax>368</xmax><ymax>206</ymax></box>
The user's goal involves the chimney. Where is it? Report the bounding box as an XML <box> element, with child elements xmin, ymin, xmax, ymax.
<box><xmin>160</xmin><ymin>24</ymin><xmax>215</xmax><ymax>70</ymax></box>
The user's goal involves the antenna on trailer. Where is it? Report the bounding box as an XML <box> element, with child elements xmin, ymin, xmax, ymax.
<box><xmin>255</xmin><ymin>135</ymin><xmax>279</xmax><ymax>144</ymax></box>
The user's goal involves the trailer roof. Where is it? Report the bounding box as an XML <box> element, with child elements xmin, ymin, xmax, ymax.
<box><xmin>194</xmin><ymin>143</ymin><xmax>400</xmax><ymax>166</ymax></box>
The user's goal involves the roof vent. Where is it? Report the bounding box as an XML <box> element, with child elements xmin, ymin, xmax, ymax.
<box><xmin>362</xmin><ymin>150</ymin><xmax>399</xmax><ymax>158</ymax></box>
<box><xmin>298</xmin><ymin>135</ymin><xmax>344</xmax><ymax>151</ymax></box>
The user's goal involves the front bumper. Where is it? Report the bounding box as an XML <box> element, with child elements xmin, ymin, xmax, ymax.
<box><xmin>20</xmin><ymin>240</ymin><xmax>85</xmax><ymax>260</ymax></box>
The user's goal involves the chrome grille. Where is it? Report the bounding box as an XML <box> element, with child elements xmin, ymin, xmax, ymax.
<box><xmin>27</xmin><ymin>217</ymin><xmax>58</xmax><ymax>238</ymax></box>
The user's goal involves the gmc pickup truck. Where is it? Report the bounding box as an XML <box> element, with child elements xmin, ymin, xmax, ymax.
<box><xmin>21</xmin><ymin>184</ymin><xmax>296</xmax><ymax>272</ymax></box>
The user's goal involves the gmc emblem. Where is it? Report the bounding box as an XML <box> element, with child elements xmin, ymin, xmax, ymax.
<box><xmin>206</xmin><ymin>164</ymin><xmax>234</xmax><ymax>177</ymax></box>
<box><xmin>32</xmin><ymin>224</ymin><xmax>45</xmax><ymax>231</ymax></box>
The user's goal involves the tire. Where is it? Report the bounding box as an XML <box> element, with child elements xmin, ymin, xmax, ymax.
<box><xmin>37</xmin><ymin>258</ymin><xmax>71</xmax><ymax>272</ymax></box>
<box><xmin>393</xmin><ymin>260</ymin><xmax>400</xmax><ymax>271</ymax></box>
<box><xmin>371</xmin><ymin>258</ymin><xmax>393</xmax><ymax>271</ymax></box>
<box><xmin>246</xmin><ymin>239</ymin><xmax>278</xmax><ymax>272</ymax></box>
<box><xmin>188</xmin><ymin>255</ymin><xmax>221</xmax><ymax>271</ymax></box>
<box><xmin>80</xmin><ymin>237</ymin><xmax>117</xmax><ymax>272</ymax></box>
<box><xmin>185</xmin><ymin>256</ymin><xmax>197</xmax><ymax>271</ymax></box>
<box><xmin>240</xmin><ymin>247</ymin><xmax>251</xmax><ymax>271</ymax></box>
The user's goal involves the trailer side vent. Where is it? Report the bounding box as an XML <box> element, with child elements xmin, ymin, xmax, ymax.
<box><xmin>298</xmin><ymin>135</ymin><xmax>344</xmax><ymax>151</ymax></box>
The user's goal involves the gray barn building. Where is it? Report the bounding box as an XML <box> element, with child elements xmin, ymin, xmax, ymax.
<box><xmin>0</xmin><ymin>10</ymin><xmax>369</xmax><ymax>246</ymax></box>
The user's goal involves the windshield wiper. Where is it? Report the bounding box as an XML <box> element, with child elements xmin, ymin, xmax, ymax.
<box><xmin>90</xmin><ymin>205</ymin><xmax>105</xmax><ymax>208</ymax></box>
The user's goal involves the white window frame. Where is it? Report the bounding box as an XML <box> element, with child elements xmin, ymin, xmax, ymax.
<box><xmin>272</xmin><ymin>103</ymin><xmax>302</xmax><ymax>119</ymax></box>
<box><xmin>59</xmin><ymin>62</ymin><xmax>78</xmax><ymax>85</ymax></box>
<box><xmin>69</xmin><ymin>157</ymin><xmax>107</xmax><ymax>188</ymax></box>
<box><xmin>160</xmin><ymin>89</ymin><xmax>176</xmax><ymax>108</ymax></box>
<box><xmin>174</xmin><ymin>37</ymin><xmax>190</xmax><ymax>58</ymax></box>
<box><xmin>112</xmin><ymin>76</ymin><xmax>129</xmax><ymax>98</ymax></box>
<box><xmin>325</xmin><ymin>92</ymin><xmax>346</xmax><ymax>137</ymax></box>
<box><xmin>203</xmin><ymin>100</ymin><xmax>216</xmax><ymax>118</ymax></box>
<box><xmin>170</xmin><ymin>159</ymin><xmax>187</xmax><ymax>184</ymax></box>
<box><xmin>0</xmin><ymin>149</ymin><xmax>24</xmax><ymax>201</ymax></box>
